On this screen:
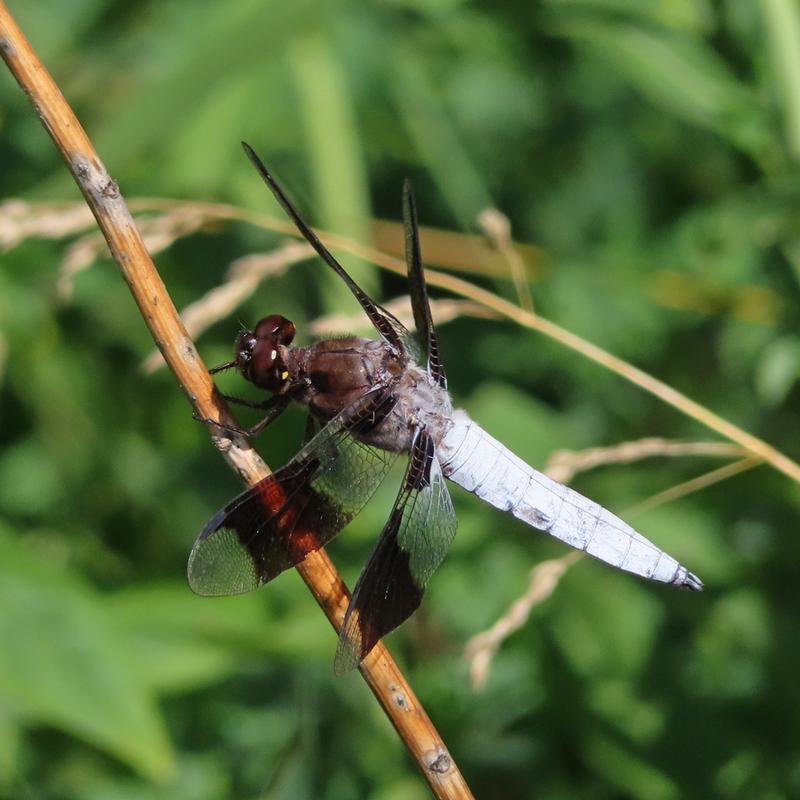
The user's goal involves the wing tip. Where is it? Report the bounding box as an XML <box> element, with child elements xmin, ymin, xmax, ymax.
<box><xmin>186</xmin><ymin>520</ymin><xmax>264</xmax><ymax>597</ymax></box>
<box><xmin>333</xmin><ymin>633</ymin><xmax>362</xmax><ymax>676</ymax></box>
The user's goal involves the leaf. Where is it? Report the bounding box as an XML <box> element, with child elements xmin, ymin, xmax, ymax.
<box><xmin>755</xmin><ymin>335</ymin><xmax>800</xmax><ymax>407</ymax></box>
<box><xmin>693</xmin><ymin>589</ymin><xmax>770</xmax><ymax>699</ymax></box>
<box><xmin>390</xmin><ymin>49</ymin><xmax>494</xmax><ymax>230</ymax></box>
<box><xmin>0</xmin><ymin>438</ymin><xmax>63</xmax><ymax>517</ymax></box>
<box><xmin>288</xmin><ymin>31</ymin><xmax>377</xmax><ymax>308</ymax></box>
<box><xmin>75</xmin><ymin>754</ymin><xmax>232</xmax><ymax>800</ymax></box>
<box><xmin>0</xmin><ymin>707</ymin><xmax>21</xmax><ymax>788</ymax></box>
<box><xmin>635</xmin><ymin>504</ymin><xmax>737</xmax><ymax>585</ymax></box>
<box><xmin>546</xmin><ymin>15</ymin><xmax>768</xmax><ymax>150</ymax></box>
<box><xmin>464</xmin><ymin>380</ymin><xmax>577</xmax><ymax>464</ymax></box>
<box><xmin>107</xmin><ymin>581</ymin><xmax>334</xmax><ymax>694</ymax></box>
<box><xmin>583</xmin><ymin>731</ymin><xmax>680</xmax><ymax>800</ymax></box>
<box><xmin>548</xmin><ymin>569</ymin><xmax>663</xmax><ymax>678</ymax></box>
<box><xmin>0</xmin><ymin>528</ymin><xmax>174</xmax><ymax>780</ymax></box>
<box><xmin>761</xmin><ymin>0</ymin><xmax>800</xmax><ymax>160</ymax></box>
<box><xmin>544</xmin><ymin>0</ymin><xmax>714</xmax><ymax>34</ymax></box>
<box><xmin>587</xmin><ymin>680</ymin><xmax>665</xmax><ymax>743</ymax></box>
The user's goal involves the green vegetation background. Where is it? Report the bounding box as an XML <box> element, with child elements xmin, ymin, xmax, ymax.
<box><xmin>1</xmin><ymin>1</ymin><xmax>799</xmax><ymax>798</ymax></box>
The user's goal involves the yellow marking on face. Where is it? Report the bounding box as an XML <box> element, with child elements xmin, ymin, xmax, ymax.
<box><xmin>281</xmin><ymin>370</ymin><xmax>289</xmax><ymax>380</ymax></box>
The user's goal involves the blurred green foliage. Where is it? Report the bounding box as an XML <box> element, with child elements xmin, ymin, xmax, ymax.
<box><xmin>2</xmin><ymin>0</ymin><xmax>800</xmax><ymax>797</ymax></box>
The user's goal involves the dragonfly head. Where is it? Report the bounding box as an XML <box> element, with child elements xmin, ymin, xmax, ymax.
<box><xmin>212</xmin><ymin>314</ymin><xmax>296</xmax><ymax>392</ymax></box>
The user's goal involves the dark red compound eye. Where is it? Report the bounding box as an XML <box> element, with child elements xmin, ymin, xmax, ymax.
<box><xmin>239</xmin><ymin>315</ymin><xmax>296</xmax><ymax>391</ymax></box>
<box><xmin>254</xmin><ymin>315</ymin><xmax>295</xmax><ymax>345</ymax></box>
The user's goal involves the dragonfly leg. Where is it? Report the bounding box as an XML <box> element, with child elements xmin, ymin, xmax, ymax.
<box><xmin>193</xmin><ymin>394</ymin><xmax>290</xmax><ymax>439</ymax></box>
<box><xmin>218</xmin><ymin>393</ymin><xmax>276</xmax><ymax>410</ymax></box>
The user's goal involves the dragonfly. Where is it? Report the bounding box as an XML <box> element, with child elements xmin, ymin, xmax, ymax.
<box><xmin>188</xmin><ymin>142</ymin><xmax>703</xmax><ymax>674</ymax></box>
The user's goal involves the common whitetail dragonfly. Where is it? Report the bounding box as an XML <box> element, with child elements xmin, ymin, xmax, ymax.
<box><xmin>188</xmin><ymin>143</ymin><xmax>703</xmax><ymax>674</ymax></box>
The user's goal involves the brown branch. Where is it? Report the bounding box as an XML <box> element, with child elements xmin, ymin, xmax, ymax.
<box><xmin>0</xmin><ymin>5</ymin><xmax>474</xmax><ymax>797</ymax></box>
<box><xmin>141</xmin><ymin>241</ymin><xmax>314</xmax><ymax>374</ymax></box>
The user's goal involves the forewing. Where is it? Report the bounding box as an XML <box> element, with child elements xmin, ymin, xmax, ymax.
<box><xmin>242</xmin><ymin>142</ymin><xmax>409</xmax><ymax>353</ymax></box>
<box><xmin>402</xmin><ymin>181</ymin><xmax>447</xmax><ymax>388</ymax></box>
<box><xmin>334</xmin><ymin>428</ymin><xmax>457</xmax><ymax>673</ymax></box>
<box><xmin>188</xmin><ymin>390</ymin><xmax>399</xmax><ymax>596</ymax></box>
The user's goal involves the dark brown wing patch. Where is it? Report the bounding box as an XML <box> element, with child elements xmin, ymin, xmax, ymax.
<box><xmin>188</xmin><ymin>390</ymin><xmax>399</xmax><ymax>596</ymax></box>
<box><xmin>335</xmin><ymin>428</ymin><xmax>456</xmax><ymax>673</ymax></box>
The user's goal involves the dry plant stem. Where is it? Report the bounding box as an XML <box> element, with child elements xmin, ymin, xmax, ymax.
<box><xmin>466</xmin><ymin>449</ymin><xmax>761</xmax><ymax>686</ymax></box>
<box><xmin>544</xmin><ymin>438</ymin><xmax>748</xmax><ymax>484</ymax></box>
<box><xmin>214</xmin><ymin>207</ymin><xmax>800</xmax><ymax>484</ymax></box>
<box><xmin>310</xmin><ymin>297</ymin><xmax>498</xmax><ymax>338</ymax></box>
<box><xmin>141</xmin><ymin>241</ymin><xmax>314</xmax><ymax>374</ymax></box>
<box><xmin>477</xmin><ymin>207</ymin><xmax>533</xmax><ymax>312</ymax></box>
<box><xmin>465</xmin><ymin>553</ymin><xmax>582</xmax><ymax>689</ymax></box>
<box><xmin>412</xmin><ymin>273</ymin><xmax>800</xmax><ymax>487</ymax></box>
<box><xmin>0</xmin><ymin>6</ymin><xmax>474</xmax><ymax>797</ymax></box>
<box><xmin>624</xmin><ymin>456</ymin><xmax>763</xmax><ymax>517</ymax></box>
<box><xmin>129</xmin><ymin>198</ymin><xmax>800</xmax><ymax>487</ymax></box>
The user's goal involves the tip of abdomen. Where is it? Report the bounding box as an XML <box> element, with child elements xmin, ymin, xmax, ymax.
<box><xmin>675</xmin><ymin>567</ymin><xmax>704</xmax><ymax>591</ymax></box>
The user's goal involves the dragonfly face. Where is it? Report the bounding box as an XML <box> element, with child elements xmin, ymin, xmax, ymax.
<box><xmin>188</xmin><ymin>143</ymin><xmax>702</xmax><ymax>675</ymax></box>
<box><xmin>238</xmin><ymin>315</ymin><xmax>295</xmax><ymax>390</ymax></box>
